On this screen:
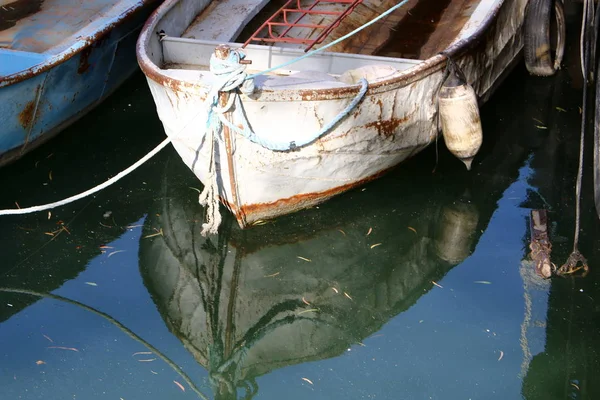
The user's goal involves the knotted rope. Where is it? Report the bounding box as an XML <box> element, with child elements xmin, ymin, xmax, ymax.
<box><xmin>197</xmin><ymin>46</ymin><xmax>368</xmax><ymax>235</ymax></box>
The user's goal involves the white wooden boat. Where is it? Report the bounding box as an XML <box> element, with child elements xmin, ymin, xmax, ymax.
<box><xmin>136</xmin><ymin>0</ymin><xmax>532</xmax><ymax>230</ymax></box>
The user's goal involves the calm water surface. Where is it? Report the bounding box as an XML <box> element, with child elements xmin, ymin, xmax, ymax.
<box><xmin>1</xmin><ymin>23</ymin><xmax>600</xmax><ymax>400</ymax></box>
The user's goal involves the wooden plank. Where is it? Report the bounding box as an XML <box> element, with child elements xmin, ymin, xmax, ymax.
<box><xmin>182</xmin><ymin>0</ymin><xmax>271</xmax><ymax>42</ymax></box>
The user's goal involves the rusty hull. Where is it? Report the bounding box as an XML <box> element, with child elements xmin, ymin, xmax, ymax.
<box><xmin>137</xmin><ymin>0</ymin><xmax>527</xmax><ymax>229</ymax></box>
<box><xmin>0</xmin><ymin>0</ymin><xmax>161</xmax><ymax>167</ymax></box>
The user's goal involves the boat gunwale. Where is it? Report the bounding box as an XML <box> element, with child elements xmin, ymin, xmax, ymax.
<box><xmin>0</xmin><ymin>0</ymin><xmax>157</xmax><ymax>88</ymax></box>
<box><xmin>136</xmin><ymin>0</ymin><xmax>506</xmax><ymax>100</ymax></box>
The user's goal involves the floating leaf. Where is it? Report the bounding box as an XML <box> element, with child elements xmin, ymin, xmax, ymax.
<box><xmin>298</xmin><ymin>308</ymin><xmax>319</xmax><ymax>315</ymax></box>
<box><xmin>173</xmin><ymin>381</ymin><xmax>185</xmax><ymax>392</ymax></box>
<box><xmin>107</xmin><ymin>250</ymin><xmax>125</xmax><ymax>258</ymax></box>
<box><xmin>143</xmin><ymin>229</ymin><xmax>163</xmax><ymax>239</ymax></box>
<box><xmin>132</xmin><ymin>351</ymin><xmax>153</xmax><ymax>356</ymax></box>
<box><xmin>47</xmin><ymin>346</ymin><xmax>79</xmax><ymax>352</ymax></box>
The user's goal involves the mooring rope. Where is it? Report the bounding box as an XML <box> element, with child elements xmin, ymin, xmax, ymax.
<box><xmin>246</xmin><ymin>0</ymin><xmax>411</xmax><ymax>79</ymax></box>
<box><xmin>0</xmin><ymin>137</ymin><xmax>172</xmax><ymax>216</ymax></box>
<box><xmin>0</xmin><ymin>287</ymin><xmax>209</xmax><ymax>399</ymax></box>
<box><xmin>208</xmin><ymin>49</ymin><xmax>369</xmax><ymax>150</ymax></box>
<box><xmin>558</xmin><ymin>0</ymin><xmax>595</xmax><ymax>276</ymax></box>
<box><xmin>0</xmin><ymin>0</ymin><xmax>412</xmax><ymax>223</ymax></box>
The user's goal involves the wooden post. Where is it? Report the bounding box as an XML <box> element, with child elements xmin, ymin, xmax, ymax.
<box><xmin>529</xmin><ymin>209</ymin><xmax>553</xmax><ymax>278</ymax></box>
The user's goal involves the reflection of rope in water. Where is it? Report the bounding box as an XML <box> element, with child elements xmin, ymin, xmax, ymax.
<box><xmin>0</xmin><ymin>288</ymin><xmax>209</xmax><ymax>400</ymax></box>
<box><xmin>518</xmin><ymin>260</ymin><xmax>550</xmax><ymax>378</ymax></box>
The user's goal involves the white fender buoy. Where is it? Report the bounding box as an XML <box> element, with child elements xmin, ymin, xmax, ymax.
<box><xmin>438</xmin><ymin>63</ymin><xmax>483</xmax><ymax>170</ymax></box>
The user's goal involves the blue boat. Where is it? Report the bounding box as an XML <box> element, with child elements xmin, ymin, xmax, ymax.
<box><xmin>0</xmin><ymin>0</ymin><xmax>161</xmax><ymax>167</ymax></box>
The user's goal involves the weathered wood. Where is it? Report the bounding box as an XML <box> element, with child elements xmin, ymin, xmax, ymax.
<box><xmin>529</xmin><ymin>209</ymin><xmax>553</xmax><ymax>278</ymax></box>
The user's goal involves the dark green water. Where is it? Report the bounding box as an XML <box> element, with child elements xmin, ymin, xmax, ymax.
<box><xmin>1</xmin><ymin>13</ymin><xmax>600</xmax><ymax>400</ymax></box>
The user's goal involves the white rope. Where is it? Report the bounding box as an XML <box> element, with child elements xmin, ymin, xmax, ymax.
<box><xmin>0</xmin><ymin>137</ymin><xmax>172</xmax><ymax>216</ymax></box>
<box><xmin>197</xmin><ymin>129</ymin><xmax>222</xmax><ymax>236</ymax></box>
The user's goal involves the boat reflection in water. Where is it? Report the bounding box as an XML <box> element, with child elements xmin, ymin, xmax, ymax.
<box><xmin>138</xmin><ymin>157</ymin><xmax>488</xmax><ymax>399</ymax></box>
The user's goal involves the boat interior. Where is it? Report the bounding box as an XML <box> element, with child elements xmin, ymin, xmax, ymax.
<box><xmin>0</xmin><ymin>0</ymin><xmax>145</xmax><ymax>78</ymax></box>
<box><xmin>0</xmin><ymin>0</ymin><xmax>138</xmax><ymax>53</ymax></box>
<box><xmin>154</xmin><ymin>0</ymin><xmax>490</xmax><ymax>81</ymax></box>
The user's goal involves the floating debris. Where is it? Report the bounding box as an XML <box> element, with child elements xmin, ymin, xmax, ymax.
<box><xmin>108</xmin><ymin>250</ymin><xmax>126</xmax><ymax>258</ymax></box>
<box><xmin>298</xmin><ymin>309</ymin><xmax>319</xmax><ymax>315</ymax></box>
<box><xmin>132</xmin><ymin>351</ymin><xmax>153</xmax><ymax>356</ymax></box>
<box><xmin>42</xmin><ymin>334</ymin><xmax>53</xmax><ymax>343</ymax></box>
<box><xmin>143</xmin><ymin>229</ymin><xmax>163</xmax><ymax>239</ymax></box>
<box><xmin>84</xmin><ymin>282</ymin><xmax>98</xmax><ymax>287</ymax></box>
<box><xmin>301</xmin><ymin>377</ymin><xmax>314</xmax><ymax>385</ymax></box>
<box><xmin>338</xmin><ymin>229</ymin><xmax>346</xmax><ymax>236</ymax></box>
<box><xmin>302</xmin><ymin>297</ymin><xmax>310</xmax><ymax>305</ymax></box>
<box><xmin>474</xmin><ymin>281</ymin><xmax>491</xmax><ymax>284</ymax></box>
<box><xmin>408</xmin><ymin>226</ymin><xmax>417</xmax><ymax>234</ymax></box>
<box><xmin>367</xmin><ymin>227</ymin><xmax>372</xmax><ymax>236</ymax></box>
<box><xmin>47</xmin><ymin>346</ymin><xmax>79</xmax><ymax>352</ymax></box>
<box><xmin>370</xmin><ymin>243</ymin><xmax>382</xmax><ymax>249</ymax></box>
<box><xmin>498</xmin><ymin>350</ymin><xmax>504</xmax><ymax>361</ymax></box>
<box><xmin>297</xmin><ymin>256</ymin><xmax>311</xmax><ymax>262</ymax></box>
<box><xmin>137</xmin><ymin>358</ymin><xmax>156</xmax><ymax>362</ymax></box>
<box><xmin>173</xmin><ymin>381</ymin><xmax>185</xmax><ymax>392</ymax></box>
<box><xmin>264</xmin><ymin>272</ymin><xmax>280</xmax><ymax>278</ymax></box>
<box><xmin>35</xmin><ymin>360</ymin><xmax>46</xmax><ymax>365</ymax></box>
<box><xmin>432</xmin><ymin>281</ymin><xmax>443</xmax><ymax>288</ymax></box>
<box><xmin>331</xmin><ymin>287</ymin><xmax>339</xmax><ymax>293</ymax></box>
<box><xmin>556</xmin><ymin>106</ymin><xmax>567</xmax><ymax>112</ymax></box>
<box><xmin>344</xmin><ymin>292</ymin><xmax>353</xmax><ymax>300</ymax></box>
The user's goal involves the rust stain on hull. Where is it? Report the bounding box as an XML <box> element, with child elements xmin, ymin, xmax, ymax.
<box><xmin>18</xmin><ymin>100</ymin><xmax>37</xmax><ymax>129</ymax></box>
<box><xmin>225</xmin><ymin>163</ymin><xmax>407</xmax><ymax>228</ymax></box>
<box><xmin>365</xmin><ymin>115</ymin><xmax>411</xmax><ymax>137</ymax></box>
<box><xmin>77</xmin><ymin>47</ymin><xmax>93</xmax><ymax>74</ymax></box>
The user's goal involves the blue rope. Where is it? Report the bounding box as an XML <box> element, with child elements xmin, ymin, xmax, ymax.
<box><xmin>220</xmin><ymin>77</ymin><xmax>368</xmax><ymax>151</ymax></box>
<box><xmin>203</xmin><ymin>0</ymin><xmax>413</xmax><ymax>151</ymax></box>
<box><xmin>247</xmin><ymin>0</ymin><xmax>411</xmax><ymax>79</ymax></box>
